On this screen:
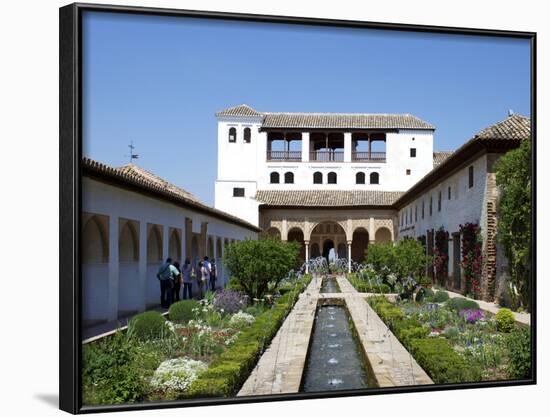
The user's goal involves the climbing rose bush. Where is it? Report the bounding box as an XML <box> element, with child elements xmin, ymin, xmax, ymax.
<box><xmin>150</xmin><ymin>358</ymin><xmax>207</xmax><ymax>392</ymax></box>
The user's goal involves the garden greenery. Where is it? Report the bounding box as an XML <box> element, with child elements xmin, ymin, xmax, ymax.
<box><xmin>223</xmin><ymin>237</ymin><xmax>300</xmax><ymax>300</ymax></box>
<box><xmin>495</xmin><ymin>139</ymin><xmax>531</xmax><ymax>311</ymax></box>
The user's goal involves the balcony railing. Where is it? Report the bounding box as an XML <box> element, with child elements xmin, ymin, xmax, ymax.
<box><xmin>266</xmin><ymin>150</ymin><xmax>302</xmax><ymax>161</ymax></box>
<box><xmin>352</xmin><ymin>151</ymin><xmax>386</xmax><ymax>162</ymax></box>
<box><xmin>309</xmin><ymin>151</ymin><xmax>344</xmax><ymax>162</ymax></box>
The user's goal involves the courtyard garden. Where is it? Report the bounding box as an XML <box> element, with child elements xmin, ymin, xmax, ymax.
<box><xmin>82</xmin><ymin>237</ymin><xmax>308</xmax><ymax>405</ymax></box>
<box><xmin>368</xmin><ymin>294</ymin><xmax>531</xmax><ymax>384</ymax></box>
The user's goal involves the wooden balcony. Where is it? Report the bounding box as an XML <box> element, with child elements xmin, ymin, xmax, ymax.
<box><xmin>309</xmin><ymin>150</ymin><xmax>344</xmax><ymax>162</ymax></box>
<box><xmin>352</xmin><ymin>151</ymin><xmax>386</xmax><ymax>162</ymax></box>
<box><xmin>266</xmin><ymin>150</ymin><xmax>302</xmax><ymax>161</ymax></box>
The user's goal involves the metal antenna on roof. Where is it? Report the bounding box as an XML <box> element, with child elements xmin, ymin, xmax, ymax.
<box><xmin>126</xmin><ymin>141</ymin><xmax>139</xmax><ymax>163</ymax></box>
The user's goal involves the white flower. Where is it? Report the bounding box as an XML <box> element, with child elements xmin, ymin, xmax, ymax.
<box><xmin>229</xmin><ymin>311</ymin><xmax>255</xmax><ymax>328</ymax></box>
<box><xmin>150</xmin><ymin>358</ymin><xmax>207</xmax><ymax>392</ymax></box>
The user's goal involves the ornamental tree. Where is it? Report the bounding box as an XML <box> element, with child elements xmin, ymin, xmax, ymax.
<box><xmin>495</xmin><ymin>139</ymin><xmax>531</xmax><ymax>311</ymax></box>
<box><xmin>222</xmin><ymin>237</ymin><xmax>300</xmax><ymax>300</ymax></box>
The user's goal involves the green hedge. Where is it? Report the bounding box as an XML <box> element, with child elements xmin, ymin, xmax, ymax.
<box><xmin>409</xmin><ymin>338</ymin><xmax>481</xmax><ymax>384</ymax></box>
<box><xmin>348</xmin><ymin>275</ymin><xmax>391</xmax><ymax>294</ymax></box>
<box><xmin>369</xmin><ymin>296</ymin><xmax>481</xmax><ymax>384</ymax></box>
<box><xmin>446</xmin><ymin>297</ymin><xmax>479</xmax><ymax>312</ymax></box>
<box><xmin>169</xmin><ymin>300</ymin><xmax>199</xmax><ymax>324</ymax></box>
<box><xmin>184</xmin><ymin>275</ymin><xmax>312</xmax><ymax>398</ymax></box>
<box><xmin>127</xmin><ymin>311</ymin><xmax>167</xmax><ymax>341</ymax></box>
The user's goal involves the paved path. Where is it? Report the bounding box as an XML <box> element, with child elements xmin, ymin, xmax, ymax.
<box><xmin>444</xmin><ymin>290</ymin><xmax>530</xmax><ymax>326</ymax></box>
<box><xmin>336</xmin><ymin>277</ymin><xmax>433</xmax><ymax>387</ymax></box>
<box><xmin>238</xmin><ymin>275</ymin><xmax>432</xmax><ymax>397</ymax></box>
<box><xmin>238</xmin><ymin>275</ymin><xmax>323</xmax><ymax>396</ymax></box>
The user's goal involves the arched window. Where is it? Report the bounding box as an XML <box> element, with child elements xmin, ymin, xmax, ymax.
<box><xmin>244</xmin><ymin>127</ymin><xmax>251</xmax><ymax>143</ymax></box>
<box><xmin>370</xmin><ymin>172</ymin><xmax>379</xmax><ymax>184</ymax></box>
<box><xmin>327</xmin><ymin>172</ymin><xmax>337</xmax><ymax>184</ymax></box>
<box><xmin>313</xmin><ymin>171</ymin><xmax>323</xmax><ymax>184</ymax></box>
<box><xmin>356</xmin><ymin>172</ymin><xmax>365</xmax><ymax>184</ymax></box>
<box><xmin>270</xmin><ymin>172</ymin><xmax>280</xmax><ymax>184</ymax></box>
<box><xmin>228</xmin><ymin>127</ymin><xmax>237</xmax><ymax>143</ymax></box>
<box><xmin>284</xmin><ymin>172</ymin><xmax>294</xmax><ymax>184</ymax></box>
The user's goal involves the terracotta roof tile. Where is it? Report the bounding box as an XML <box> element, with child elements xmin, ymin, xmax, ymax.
<box><xmin>262</xmin><ymin>112</ymin><xmax>435</xmax><ymax>130</ymax></box>
<box><xmin>474</xmin><ymin>113</ymin><xmax>530</xmax><ymax>140</ymax></box>
<box><xmin>433</xmin><ymin>151</ymin><xmax>453</xmax><ymax>166</ymax></box>
<box><xmin>255</xmin><ymin>190</ymin><xmax>403</xmax><ymax>207</ymax></box>
<box><xmin>82</xmin><ymin>158</ymin><xmax>260</xmax><ymax>232</ymax></box>
<box><xmin>215</xmin><ymin>104</ymin><xmax>263</xmax><ymax>117</ymax></box>
<box><xmin>215</xmin><ymin>104</ymin><xmax>435</xmax><ymax>130</ymax></box>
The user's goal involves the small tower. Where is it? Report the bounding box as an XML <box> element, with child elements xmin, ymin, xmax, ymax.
<box><xmin>214</xmin><ymin>104</ymin><xmax>264</xmax><ymax>226</ymax></box>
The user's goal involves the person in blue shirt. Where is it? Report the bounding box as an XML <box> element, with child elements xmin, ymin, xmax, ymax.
<box><xmin>156</xmin><ymin>257</ymin><xmax>179</xmax><ymax>308</ymax></box>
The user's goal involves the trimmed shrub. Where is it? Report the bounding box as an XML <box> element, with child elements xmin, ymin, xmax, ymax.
<box><xmin>446</xmin><ymin>297</ymin><xmax>479</xmax><ymax>312</ymax></box>
<box><xmin>353</xmin><ymin>282</ymin><xmax>391</xmax><ymax>294</ymax></box>
<box><xmin>495</xmin><ymin>308</ymin><xmax>516</xmax><ymax>333</ymax></box>
<box><xmin>423</xmin><ymin>288</ymin><xmax>435</xmax><ymax>300</ymax></box>
<box><xmin>392</xmin><ymin>317</ymin><xmax>429</xmax><ymax>346</ymax></box>
<box><xmin>506</xmin><ymin>327</ymin><xmax>531</xmax><ymax>379</ymax></box>
<box><xmin>409</xmin><ymin>338</ymin><xmax>482</xmax><ymax>384</ymax></box>
<box><xmin>432</xmin><ymin>290</ymin><xmax>450</xmax><ymax>303</ymax></box>
<box><xmin>127</xmin><ymin>311</ymin><xmax>167</xmax><ymax>341</ymax></box>
<box><xmin>169</xmin><ymin>300</ymin><xmax>198</xmax><ymax>324</ymax></box>
<box><xmin>185</xmin><ymin>275</ymin><xmax>312</xmax><ymax>398</ymax></box>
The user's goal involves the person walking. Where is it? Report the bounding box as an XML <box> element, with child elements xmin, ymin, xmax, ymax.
<box><xmin>156</xmin><ymin>257</ymin><xmax>179</xmax><ymax>308</ymax></box>
<box><xmin>203</xmin><ymin>256</ymin><xmax>212</xmax><ymax>293</ymax></box>
<box><xmin>172</xmin><ymin>261</ymin><xmax>182</xmax><ymax>302</ymax></box>
<box><xmin>210</xmin><ymin>259</ymin><xmax>217</xmax><ymax>292</ymax></box>
<box><xmin>181</xmin><ymin>258</ymin><xmax>193</xmax><ymax>300</ymax></box>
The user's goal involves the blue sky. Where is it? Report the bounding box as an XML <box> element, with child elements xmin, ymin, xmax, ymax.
<box><xmin>82</xmin><ymin>11</ymin><xmax>531</xmax><ymax>205</ymax></box>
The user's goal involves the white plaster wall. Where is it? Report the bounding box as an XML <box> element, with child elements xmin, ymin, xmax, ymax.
<box><xmin>397</xmin><ymin>153</ymin><xmax>488</xmax><ymax>240</ymax></box>
<box><xmin>82</xmin><ymin>177</ymin><xmax>257</xmax><ymax>322</ymax></box>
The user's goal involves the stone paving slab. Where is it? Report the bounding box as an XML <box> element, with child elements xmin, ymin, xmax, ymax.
<box><xmin>444</xmin><ymin>290</ymin><xmax>530</xmax><ymax>326</ymax></box>
<box><xmin>237</xmin><ymin>276</ymin><xmax>322</xmax><ymax>396</ymax></box>
<box><xmin>239</xmin><ymin>275</ymin><xmax>433</xmax><ymax>396</ymax></box>
<box><xmin>336</xmin><ymin>276</ymin><xmax>433</xmax><ymax>387</ymax></box>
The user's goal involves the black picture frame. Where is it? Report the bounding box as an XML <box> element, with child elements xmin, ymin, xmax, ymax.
<box><xmin>59</xmin><ymin>3</ymin><xmax>537</xmax><ymax>414</ymax></box>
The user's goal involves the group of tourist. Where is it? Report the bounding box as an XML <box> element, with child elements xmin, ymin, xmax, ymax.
<box><xmin>156</xmin><ymin>256</ymin><xmax>217</xmax><ymax>308</ymax></box>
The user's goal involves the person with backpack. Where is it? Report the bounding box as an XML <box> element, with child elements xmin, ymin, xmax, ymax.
<box><xmin>172</xmin><ymin>261</ymin><xmax>182</xmax><ymax>302</ymax></box>
<box><xmin>156</xmin><ymin>257</ymin><xmax>178</xmax><ymax>308</ymax></box>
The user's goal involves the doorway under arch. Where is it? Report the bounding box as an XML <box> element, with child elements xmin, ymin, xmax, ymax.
<box><xmin>351</xmin><ymin>227</ymin><xmax>369</xmax><ymax>263</ymax></box>
<box><xmin>287</xmin><ymin>227</ymin><xmax>305</xmax><ymax>265</ymax></box>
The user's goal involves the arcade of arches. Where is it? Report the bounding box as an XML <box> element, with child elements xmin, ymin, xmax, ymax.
<box><xmin>260</xmin><ymin>209</ymin><xmax>396</xmax><ymax>272</ymax></box>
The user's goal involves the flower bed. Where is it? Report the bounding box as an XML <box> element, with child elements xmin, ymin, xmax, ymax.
<box><xmin>368</xmin><ymin>296</ymin><xmax>531</xmax><ymax>384</ymax></box>
<box><xmin>82</xmin><ymin>274</ymin><xmax>312</xmax><ymax>405</ymax></box>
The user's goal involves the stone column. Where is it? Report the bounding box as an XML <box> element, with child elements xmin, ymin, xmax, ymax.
<box><xmin>347</xmin><ymin>240</ymin><xmax>352</xmax><ymax>273</ymax></box>
<box><xmin>344</xmin><ymin>132</ymin><xmax>352</xmax><ymax>162</ymax></box>
<box><xmin>305</xmin><ymin>240</ymin><xmax>310</xmax><ymax>274</ymax></box>
<box><xmin>281</xmin><ymin>218</ymin><xmax>288</xmax><ymax>241</ymax></box>
<box><xmin>162</xmin><ymin>225</ymin><xmax>169</xmax><ymax>263</ymax></box>
<box><xmin>107</xmin><ymin>215</ymin><xmax>119</xmax><ymax>321</ymax></box>
<box><xmin>138</xmin><ymin>220</ymin><xmax>147</xmax><ymax>312</ymax></box>
<box><xmin>302</xmin><ymin>132</ymin><xmax>310</xmax><ymax>162</ymax></box>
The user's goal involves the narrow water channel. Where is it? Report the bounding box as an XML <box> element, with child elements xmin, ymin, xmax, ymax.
<box><xmin>320</xmin><ymin>277</ymin><xmax>340</xmax><ymax>293</ymax></box>
<box><xmin>301</xmin><ymin>305</ymin><xmax>369</xmax><ymax>392</ymax></box>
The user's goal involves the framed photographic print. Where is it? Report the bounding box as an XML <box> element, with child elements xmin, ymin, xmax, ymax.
<box><xmin>59</xmin><ymin>2</ymin><xmax>536</xmax><ymax>413</ymax></box>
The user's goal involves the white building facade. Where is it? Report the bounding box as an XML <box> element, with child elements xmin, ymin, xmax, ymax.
<box><xmin>214</xmin><ymin>105</ymin><xmax>530</xmax><ymax>302</ymax></box>
<box><xmin>215</xmin><ymin>104</ymin><xmax>436</xmax><ymax>226</ymax></box>
<box><xmin>81</xmin><ymin>159</ymin><xmax>259</xmax><ymax>326</ymax></box>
